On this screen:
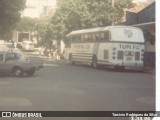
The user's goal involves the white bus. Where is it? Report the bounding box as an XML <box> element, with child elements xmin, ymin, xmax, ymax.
<box><xmin>67</xmin><ymin>26</ymin><xmax>145</xmax><ymax>70</ymax></box>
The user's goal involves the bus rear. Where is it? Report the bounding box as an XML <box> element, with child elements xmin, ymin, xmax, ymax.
<box><xmin>109</xmin><ymin>26</ymin><xmax>145</xmax><ymax>69</ymax></box>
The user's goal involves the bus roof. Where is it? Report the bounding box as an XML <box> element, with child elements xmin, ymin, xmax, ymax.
<box><xmin>68</xmin><ymin>26</ymin><xmax>141</xmax><ymax>36</ymax></box>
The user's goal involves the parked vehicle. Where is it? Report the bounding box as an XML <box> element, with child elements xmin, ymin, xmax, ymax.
<box><xmin>8</xmin><ymin>47</ymin><xmax>22</xmax><ymax>54</ymax></box>
<box><xmin>67</xmin><ymin>26</ymin><xmax>145</xmax><ymax>70</ymax></box>
<box><xmin>21</xmin><ymin>41</ymin><xmax>34</xmax><ymax>51</ymax></box>
<box><xmin>0</xmin><ymin>51</ymin><xmax>43</xmax><ymax>77</ymax></box>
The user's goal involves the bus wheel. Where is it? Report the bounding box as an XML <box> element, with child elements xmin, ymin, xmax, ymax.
<box><xmin>92</xmin><ymin>56</ymin><xmax>98</xmax><ymax>68</ymax></box>
<box><xmin>69</xmin><ymin>54</ymin><xmax>75</xmax><ymax>65</ymax></box>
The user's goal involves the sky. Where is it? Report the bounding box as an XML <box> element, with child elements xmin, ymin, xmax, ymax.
<box><xmin>22</xmin><ymin>0</ymin><xmax>57</xmax><ymax>18</ymax></box>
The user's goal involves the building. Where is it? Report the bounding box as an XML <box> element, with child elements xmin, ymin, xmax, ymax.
<box><xmin>22</xmin><ymin>0</ymin><xmax>57</xmax><ymax>18</ymax></box>
<box><xmin>125</xmin><ymin>1</ymin><xmax>155</xmax><ymax>67</ymax></box>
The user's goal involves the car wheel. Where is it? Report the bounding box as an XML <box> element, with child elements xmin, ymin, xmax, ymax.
<box><xmin>14</xmin><ymin>67</ymin><xmax>23</xmax><ymax>77</ymax></box>
<box><xmin>26</xmin><ymin>70</ymin><xmax>35</xmax><ymax>76</ymax></box>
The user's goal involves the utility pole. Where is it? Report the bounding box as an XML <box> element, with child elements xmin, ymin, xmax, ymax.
<box><xmin>112</xmin><ymin>0</ymin><xmax>115</xmax><ymax>26</ymax></box>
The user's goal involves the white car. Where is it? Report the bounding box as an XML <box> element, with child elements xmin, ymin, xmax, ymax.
<box><xmin>21</xmin><ymin>41</ymin><xmax>34</xmax><ymax>51</ymax></box>
<box><xmin>8</xmin><ymin>48</ymin><xmax>22</xmax><ymax>53</ymax></box>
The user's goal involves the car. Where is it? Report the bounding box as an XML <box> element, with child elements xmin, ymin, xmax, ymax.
<box><xmin>0</xmin><ymin>51</ymin><xmax>43</xmax><ymax>77</ymax></box>
<box><xmin>8</xmin><ymin>47</ymin><xmax>22</xmax><ymax>53</ymax></box>
<box><xmin>21</xmin><ymin>41</ymin><xmax>34</xmax><ymax>51</ymax></box>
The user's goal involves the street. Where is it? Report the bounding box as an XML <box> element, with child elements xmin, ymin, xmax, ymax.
<box><xmin>0</xmin><ymin>0</ymin><xmax>156</xmax><ymax>119</ymax></box>
<box><xmin>0</xmin><ymin>53</ymin><xmax>155</xmax><ymax>119</ymax></box>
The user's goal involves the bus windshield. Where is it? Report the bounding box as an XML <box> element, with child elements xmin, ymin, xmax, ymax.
<box><xmin>110</xmin><ymin>27</ymin><xmax>144</xmax><ymax>43</ymax></box>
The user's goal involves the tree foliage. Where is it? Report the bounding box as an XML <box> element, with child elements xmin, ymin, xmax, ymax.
<box><xmin>35</xmin><ymin>19</ymin><xmax>55</xmax><ymax>47</ymax></box>
<box><xmin>15</xmin><ymin>17</ymin><xmax>55</xmax><ymax>47</ymax></box>
<box><xmin>15</xmin><ymin>17</ymin><xmax>37</xmax><ymax>32</ymax></box>
<box><xmin>51</xmin><ymin>0</ymin><xmax>134</xmax><ymax>41</ymax></box>
<box><xmin>0</xmin><ymin>0</ymin><xmax>26</xmax><ymax>40</ymax></box>
<box><xmin>13</xmin><ymin>0</ymin><xmax>135</xmax><ymax>47</ymax></box>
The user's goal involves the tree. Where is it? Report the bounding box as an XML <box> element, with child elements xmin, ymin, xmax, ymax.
<box><xmin>15</xmin><ymin>17</ymin><xmax>55</xmax><ymax>47</ymax></box>
<box><xmin>0</xmin><ymin>0</ymin><xmax>26</xmax><ymax>40</ymax></box>
<box><xmin>34</xmin><ymin>19</ymin><xmax>55</xmax><ymax>47</ymax></box>
<box><xmin>51</xmin><ymin>0</ymin><xmax>134</xmax><ymax>41</ymax></box>
<box><xmin>15</xmin><ymin>17</ymin><xmax>37</xmax><ymax>32</ymax></box>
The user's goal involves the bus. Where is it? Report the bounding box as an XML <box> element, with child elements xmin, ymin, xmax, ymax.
<box><xmin>67</xmin><ymin>26</ymin><xmax>145</xmax><ymax>70</ymax></box>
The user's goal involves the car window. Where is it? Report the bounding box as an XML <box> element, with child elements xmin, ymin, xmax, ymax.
<box><xmin>5</xmin><ymin>53</ymin><xmax>16</xmax><ymax>61</ymax></box>
<box><xmin>15</xmin><ymin>53</ymin><xmax>24</xmax><ymax>60</ymax></box>
<box><xmin>0</xmin><ymin>54</ymin><xmax>4</xmax><ymax>61</ymax></box>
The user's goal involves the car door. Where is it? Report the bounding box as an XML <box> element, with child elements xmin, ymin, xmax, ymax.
<box><xmin>4</xmin><ymin>53</ymin><xmax>17</xmax><ymax>72</ymax></box>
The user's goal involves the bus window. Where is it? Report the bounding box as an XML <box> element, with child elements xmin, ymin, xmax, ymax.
<box><xmin>96</xmin><ymin>33</ymin><xmax>100</xmax><ymax>41</ymax></box>
<box><xmin>77</xmin><ymin>35</ymin><xmax>81</xmax><ymax>42</ymax></box>
<box><xmin>84</xmin><ymin>34</ymin><xmax>88</xmax><ymax>41</ymax></box>
<box><xmin>100</xmin><ymin>32</ymin><xmax>105</xmax><ymax>41</ymax></box>
<box><xmin>81</xmin><ymin>34</ymin><xmax>85</xmax><ymax>42</ymax></box>
<box><xmin>87</xmin><ymin>34</ymin><xmax>92</xmax><ymax>42</ymax></box>
<box><xmin>92</xmin><ymin>33</ymin><xmax>96</xmax><ymax>41</ymax></box>
<box><xmin>104</xmin><ymin>31</ymin><xmax>110</xmax><ymax>41</ymax></box>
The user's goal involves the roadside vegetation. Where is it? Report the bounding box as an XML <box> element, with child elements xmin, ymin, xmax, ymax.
<box><xmin>0</xmin><ymin>0</ymin><xmax>135</xmax><ymax>47</ymax></box>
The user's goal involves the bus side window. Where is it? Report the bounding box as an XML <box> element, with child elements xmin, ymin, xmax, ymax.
<box><xmin>87</xmin><ymin>34</ymin><xmax>92</xmax><ymax>42</ymax></box>
<box><xmin>72</xmin><ymin>36</ymin><xmax>77</xmax><ymax>43</ymax></box>
<box><xmin>92</xmin><ymin>33</ymin><xmax>96</xmax><ymax>41</ymax></box>
<box><xmin>96</xmin><ymin>33</ymin><xmax>100</xmax><ymax>41</ymax></box>
<box><xmin>100</xmin><ymin>32</ymin><xmax>105</xmax><ymax>41</ymax></box>
<box><xmin>81</xmin><ymin>34</ymin><xmax>85</xmax><ymax>42</ymax></box>
<box><xmin>77</xmin><ymin>35</ymin><xmax>81</xmax><ymax>42</ymax></box>
<box><xmin>84</xmin><ymin>34</ymin><xmax>88</xmax><ymax>41</ymax></box>
<box><xmin>104</xmin><ymin>31</ymin><xmax>110</xmax><ymax>41</ymax></box>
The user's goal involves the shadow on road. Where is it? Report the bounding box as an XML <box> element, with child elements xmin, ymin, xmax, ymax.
<box><xmin>0</xmin><ymin>73</ymin><xmax>39</xmax><ymax>78</ymax></box>
<box><xmin>65</xmin><ymin>63</ymin><xmax>154</xmax><ymax>74</ymax></box>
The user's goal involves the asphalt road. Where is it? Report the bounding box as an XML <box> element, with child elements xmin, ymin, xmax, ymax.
<box><xmin>0</xmin><ymin>55</ymin><xmax>155</xmax><ymax>120</ymax></box>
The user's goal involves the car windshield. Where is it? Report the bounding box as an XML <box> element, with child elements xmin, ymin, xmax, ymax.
<box><xmin>15</xmin><ymin>52</ymin><xmax>26</xmax><ymax>60</ymax></box>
